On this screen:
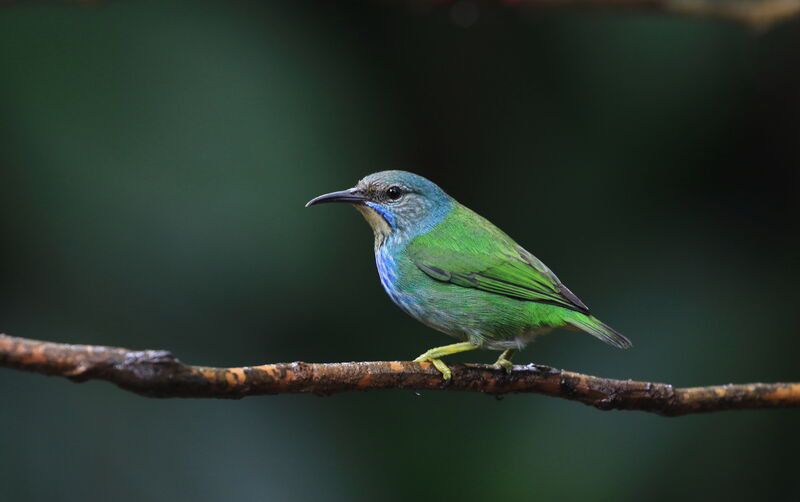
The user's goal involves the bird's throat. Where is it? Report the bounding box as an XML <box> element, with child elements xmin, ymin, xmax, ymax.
<box><xmin>354</xmin><ymin>204</ymin><xmax>392</xmax><ymax>250</ymax></box>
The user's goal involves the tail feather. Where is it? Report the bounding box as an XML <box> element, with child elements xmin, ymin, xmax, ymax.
<box><xmin>565</xmin><ymin>314</ymin><xmax>632</xmax><ymax>349</ymax></box>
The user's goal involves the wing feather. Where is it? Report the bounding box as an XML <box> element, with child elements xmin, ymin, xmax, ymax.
<box><xmin>406</xmin><ymin>205</ymin><xmax>590</xmax><ymax>314</ymax></box>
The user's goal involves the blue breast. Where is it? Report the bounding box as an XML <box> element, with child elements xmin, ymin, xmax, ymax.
<box><xmin>370</xmin><ymin>198</ymin><xmax>453</xmax><ymax>321</ymax></box>
<box><xmin>375</xmin><ymin>243</ymin><xmax>433</xmax><ymax>324</ymax></box>
<box><xmin>375</xmin><ymin>245</ymin><xmax>400</xmax><ymax>300</ymax></box>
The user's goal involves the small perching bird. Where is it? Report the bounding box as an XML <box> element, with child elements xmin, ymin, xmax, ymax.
<box><xmin>306</xmin><ymin>171</ymin><xmax>631</xmax><ymax>379</ymax></box>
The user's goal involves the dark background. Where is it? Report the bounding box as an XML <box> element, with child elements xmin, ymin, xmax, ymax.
<box><xmin>1</xmin><ymin>1</ymin><xmax>799</xmax><ymax>500</ymax></box>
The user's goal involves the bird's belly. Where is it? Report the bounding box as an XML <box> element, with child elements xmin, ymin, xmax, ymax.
<box><xmin>400</xmin><ymin>287</ymin><xmax>542</xmax><ymax>347</ymax></box>
<box><xmin>376</xmin><ymin>250</ymin><xmax>545</xmax><ymax>348</ymax></box>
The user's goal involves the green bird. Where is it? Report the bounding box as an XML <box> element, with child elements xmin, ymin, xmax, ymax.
<box><xmin>306</xmin><ymin>171</ymin><xmax>631</xmax><ymax>379</ymax></box>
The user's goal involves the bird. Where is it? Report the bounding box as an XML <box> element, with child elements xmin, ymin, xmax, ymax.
<box><xmin>306</xmin><ymin>171</ymin><xmax>631</xmax><ymax>379</ymax></box>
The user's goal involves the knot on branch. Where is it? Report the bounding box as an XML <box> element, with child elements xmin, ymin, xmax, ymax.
<box><xmin>116</xmin><ymin>349</ymin><xmax>180</xmax><ymax>379</ymax></box>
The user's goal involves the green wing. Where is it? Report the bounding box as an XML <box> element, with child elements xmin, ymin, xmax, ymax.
<box><xmin>406</xmin><ymin>204</ymin><xmax>590</xmax><ymax>314</ymax></box>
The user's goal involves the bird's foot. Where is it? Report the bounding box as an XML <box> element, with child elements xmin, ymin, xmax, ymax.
<box><xmin>493</xmin><ymin>349</ymin><xmax>516</xmax><ymax>374</ymax></box>
<box><xmin>494</xmin><ymin>358</ymin><xmax>514</xmax><ymax>374</ymax></box>
<box><xmin>412</xmin><ymin>341</ymin><xmax>478</xmax><ymax>380</ymax></box>
<box><xmin>412</xmin><ymin>342</ymin><xmax>478</xmax><ymax>380</ymax></box>
<box><xmin>413</xmin><ymin>355</ymin><xmax>452</xmax><ymax>380</ymax></box>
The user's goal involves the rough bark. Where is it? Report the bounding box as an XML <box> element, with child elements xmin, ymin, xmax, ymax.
<box><xmin>2</xmin><ymin>334</ymin><xmax>798</xmax><ymax>416</ymax></box>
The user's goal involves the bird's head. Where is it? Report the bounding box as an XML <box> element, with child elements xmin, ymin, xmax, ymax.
<box><xmin>306</xmin><ymin>170</ymin><xmax>454</xmax><ymax>247</ymax></box>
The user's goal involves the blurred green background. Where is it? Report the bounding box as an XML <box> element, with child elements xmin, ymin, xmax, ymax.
<box><xmin>1</xmin><ymin>1</ymin><xmax>799</xmax><ymax>500</ymax></box>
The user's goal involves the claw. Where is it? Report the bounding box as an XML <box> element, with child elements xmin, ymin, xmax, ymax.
<box><xmin>431</xmin><ymin>358</ymin><xmax>452</xmax><ymax>380</ymax></box>
<box><xmin>493</xmin><ymin>348</ymin><xmax>516</xmax><ymax>374</ymax></box>
<box><xmin>414</xmin><ymin>355</ymin><xmax>452</xmax><ymax>379</ymax></box>
<box><xmin>494</xmin><ymin>358</ymin><xmax>514</xmax><ymax>374</ymax></box>
<box><xmin>412</xmin><ymin>341</ymin><xmax>478</xmax><ymax>380</ymax></box>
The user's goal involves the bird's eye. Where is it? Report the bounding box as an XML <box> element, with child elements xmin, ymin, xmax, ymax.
<box><xmin>386</xmin><ymin>186</ymin><xmax>403</xmax><ymax>201</ymax></box>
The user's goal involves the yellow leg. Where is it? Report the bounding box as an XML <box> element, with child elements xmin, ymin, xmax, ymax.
<box><xmin>413</xmin><ymin>342</ymin><xmax>478</xmax><ymax>380</ymax></box>
<box><xmin>493</xmin><ymin>349</ymin><xmax>516</xmax><ymax>374</ymax></box>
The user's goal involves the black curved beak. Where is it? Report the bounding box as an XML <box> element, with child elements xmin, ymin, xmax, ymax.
<box><xmin>305</xmin><ymin>188</ymin><xmax>367</xmax><ymax>207</ymax></box>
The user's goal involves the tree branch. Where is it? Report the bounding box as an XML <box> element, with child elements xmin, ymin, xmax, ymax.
<box><xmin>1</xmin><ymin>333</ymin><xmax>798</xmax><ymax>416</ymax></box>
<box><xmin>0</xmin><ymin>0</ymin><xmax>798</xmax><ymax>29</ymax></box>
<box><xmin>506</xmin><ymin>0</ymin><xmax>800</xmax><ymax>29</ymax></box>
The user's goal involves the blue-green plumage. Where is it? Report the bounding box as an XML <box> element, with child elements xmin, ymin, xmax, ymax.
<box><xmin>306</xmin><ymin>170</ymin><xmax>631</xmax><ymax>378</ymax></box>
